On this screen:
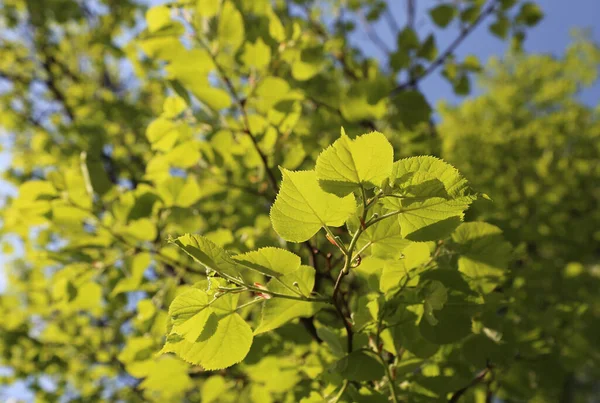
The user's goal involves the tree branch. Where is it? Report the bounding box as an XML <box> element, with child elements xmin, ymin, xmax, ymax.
<box><xmin>449</xmin><ymin>366</ymin><xmax>491</xmax><ymax>402</ymax></box>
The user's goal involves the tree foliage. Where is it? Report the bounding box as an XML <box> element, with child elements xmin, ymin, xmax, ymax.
<box><xmin>6</xmin><ymin>0</ymin><xmax>596</xmax><ymax>402</ymax></box>
<box><xmin>439</xmin><ymin>38</ymin><xmax>600</xmax><ymax>401</ymax></box>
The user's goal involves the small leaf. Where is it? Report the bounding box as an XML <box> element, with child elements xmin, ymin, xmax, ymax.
<box><xmin>146</xmin><ymin>5</ymin><xmax>171</xmax><ymax>33</ymax></box>
<box><xmin>489</xmin><ymin>15</ymin><xmax>510</xmax><ymax>39</ymax></box>
<box><xmin>218</xmin><ymin>1</ymin><xmax>245</xmax><ymax>52</ymax></box>
<box><xmin>429</xmin><ymin>4</ymin><xmax>456</xmax><ymax>28</ymax></box>
<box><xmin>315</xmin><ymin>130</ymin><xmax>394</xmax><ymax>196</ymax></box>
<box><xmin>163</xmin><ymin>96</ymin><xmax>187</xmax><ymax>118</ymax></box>
<box><xmin>233</xmin><ymin>247</ymin><xmax>301</xmax><ymax>278</ymax></box>
<box><xmin>255</xmin><ymin>265</ymin><xmax>323</xmax><ymax>334</ymax></box>
<box><xmin>241</xmin><ymin>38</ymin><xmax>271</xmax><ymax>70</ymax></box>
<box><xmin>172</xmin><ymin>234</ymin><xmax>251</xmax><ymax>280</ymax></box>
<box><xmin>517</xmin><ymin>2</ymin><xmax>544</xmax><ymax>26</ymax></box>
<box><xmin>270</xmin><ymin>169</ymin><xmax>356</xmax><ymax>242</ymax></box>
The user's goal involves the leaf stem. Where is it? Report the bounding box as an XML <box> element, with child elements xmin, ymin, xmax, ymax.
<box><xmin>330</xmin><ymin>379</ymin><xmax>350</xmax><ymax>403</ymax></box>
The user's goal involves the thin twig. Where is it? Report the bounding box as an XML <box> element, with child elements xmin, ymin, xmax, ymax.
<box><xmin>449</xmin><ymin>367</ymin><xmax>491</xmax><ymax>402</ymax></box>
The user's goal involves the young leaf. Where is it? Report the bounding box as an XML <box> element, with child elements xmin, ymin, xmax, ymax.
<box><xmin>172</xmin><ymin>234</ymin><xmax>251</xmax><ymax>280</ymax></box>
<box><xmin>391</xmin><ymin>156</ymin><xmax>469</xmax><ymax>197</ymax></box>
<box><xmin>241</xmin><ymin>38</ymin><xmax>271</xmax><ymax>71</ymax></box>
<box><xmin>233</xmin><ymin>247</ymin><xmax>301</xmax><ymax>278</ymax></box>
<box><xmin>146</xmin><ymin>5</ymin><xmax>171</xmax><ymax>33</ymax></box>
<box><xmin>349</xmin><ymin>205</ymin><xmax>411</xmax><ymax>260</ymax></box>
<box><xmin>270</xmin><ymin>169</ymin><xmax>356</xmax><ymax>242</ymax></box>
<box><xmin>429</xmin><ymin>4</ymin><xmax>457</xmax><ymax>28</ymax></box>
<box><xmin>218</xmin><ymin>1</ymin><xmax>245</xmax><ymax>52</ymax></box>
<box><xmin>254</xmin><ymin>265</ymin><xmax>323</xmax><ymax>334</ymax></box>
<box><xmin>315</xmin><ymin>130</ymin><xmax>393</xmax><ymax>196</ymax></box>
<box><xmin>380</xmin><ymin>242</ymin><xmax>430</xmax><ymax>293</ymax></box>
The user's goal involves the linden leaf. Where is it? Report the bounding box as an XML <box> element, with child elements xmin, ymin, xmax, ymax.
<box><xmin>254</xmin><ymin>265</ymin><xmax>323</xmax><ymax>334</ymax></box>
<box><xmin>316</xmin><ymin>130</ymin><xmax>394</xmax><ymax>196</ymax></box>
<box><xmin>270</xmin><ymin>169</ymin><xmax>356</xmax><ymax>242</ymax></box>
<box><xmin>161</xmin><ymin>312</ymin><xmax>253</xmax><ymax>370</ymax></box>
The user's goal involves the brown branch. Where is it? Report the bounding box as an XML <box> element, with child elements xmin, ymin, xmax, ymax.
<box><xmin>391</xmin><ymin>0</ymin><xmax>498</xmax><ymax>96</ymax></box>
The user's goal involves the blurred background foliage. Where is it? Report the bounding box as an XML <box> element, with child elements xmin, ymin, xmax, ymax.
<box><xmin>0</xmin><ymin>0</ymin><xmax>598</xmax><ymax>401</ymax></box>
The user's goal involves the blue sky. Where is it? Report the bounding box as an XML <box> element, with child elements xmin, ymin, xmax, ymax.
<box><xmin>0</xmin><ymin>0</ymin><xmax>599</xmax><ymax>400</ymax></box>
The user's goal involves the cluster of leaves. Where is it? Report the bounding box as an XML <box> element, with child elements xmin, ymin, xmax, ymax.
<box><xmin>439</xmin><ymin>37</ymin><xmax>600</xmax><ymax>401</ymax></box>
<box><xmin>154</xmin><ymin>130</ymin><xmax>512</xmax><ymax>402</ymax></box>
<box><xmin>0</xmin><ymin>0</ymin><xmax>551</xmax><ymax>401</ymax></box>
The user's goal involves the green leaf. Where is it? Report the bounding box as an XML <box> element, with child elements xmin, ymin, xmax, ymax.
<box><xmin>146</xmin><ymin>5</ymin><xmax>171</xmax><ymax>33</ymax></box>
<box><xmin>517</xmin><ymin>2</ymin><xmax>544</xmax><ymax>26</ymax></box>
<box><xmin>267</xmin><ymin>9</ymin><xmax>286</xmax><ymax>41</ymax></box>
<box><xmin>161</xmin><ymin>311</ymin><xmax>253</xmax><ymax>370</ymax></box>
<box><xmin>270</xmin><ymin>169</ymin><xmax>356</xmax><ymax>242</ymax></box>
<box><xmin>392</xmin><ymin>90</ymin><xmax>432</xmax><ymax>129</ymax></box>
<box><xmin>397</xmin><ymin>27</ymin><xmax>420</xmax><ymax>51</ymax></box>
<box><xmin>233</xmin><ymin>247</ymin><xmax>300</xmax><ymax>278</ymax></box>
<box><xmin>196</xmin><ymin>0</ymin><xmax>221</xmax><ymax>17</ymax></box>
<box><xmin>163</xmin><ymin>95</ymin><xmax>187</xmax><ymax>118</ymax></box>
<box><xmin>340</xmin><ymin>79</ymin><xmax>390</xmax><ymax>122</ymax></box>
<box><xmin>489</xmin><ymin>15</ymin><xmax>510</xmax><ymax>39</ymax></box>
<box><xmin>382</xmin><ymin>196</ymin><xmax>474</xmax><ymax>242</ymax></box>
<box><xmin>391</xmin><ymin>156</ymin><xmax>469</xmax><ymax>198</ymax></box>
<box><xmin>123</xmin><ymin>218</ymin><xmax>158</xmax><ymax>242</ymax></box>
<box><xmin>452</xmin><ymin>222</ymin><xmax>511</xmax><ymax>294</ymax></box>
<box><xmin>417</xmin><ymin>34</ymin><xmax>438</xmax><ymax>61</ymax></box>
<box><xmin>139</xmin><ymin>356</ymin><xmax>192</xmax><ymax>398</ymax></box>
<box><xmin>218</xmin><ymin>1</ymin><xmax>245</xmax><ymax>52</ymax></box>
<box><xmin>201</xmin><ymin>376</ymin><xmax>230</xmax><ymax>403</ymax></box>
<box><xmin>316</xmin><ymin>326</ymin><xmax>345</xmax><ymax>358</ymax></box>
<box><xmin>156</xmin><ymin>176</ymin><xmax>202</xmax><ymax>208</ymax></box>
<box><xmin>241</xmin><ymin>38</ymin><xmax>271</xmax><ymax>70</ymax></box>
<box><xmin>172</xmin><ymin>234</ymin><xmax>251</xmax><ymax>280</ymax></box>
<box><xmin>332</xmin><ymin>351</ymin><xmax>384</xmax><ymax>382</ymax></box>
<box><xmin>168</xmin><ymin>288</ymin><xmax>213</xmax><ymax>342</ymax></box>
<box><xmin>146</xmin><ymin>118</ymin><xmax>180</xmax><ymax>151</ymax></box>
<box><xmin>429</xmin><ymin>4</ymin><xmax>457</xmax><ymax>28</ymax></box>
<box><xmin>315</xmin><ymin>130</ymin><xmax>393</xmax><ymax>196</ymax></box>
<box><xmin>380</xmin><ymin>242</ymin><xmax>430</xmax><ymax>293</ymax></box>
<box><xmin>80</xmin><ymin>151</ymin><xmax>112</xmax><ymax>196</ymax></box>
<box><xmin>166</xmin><ymin>50</ymin><xmax>232</xmax><ymax>111</ymax></box>
<box><xmin>383</xmin><ymin>156</ymin><xmax>475</xmax><ymax>241</ymax></box>
<box><xmin>255</xmin><ymin>265</ymin><xmax>323</xmax><ymax>334</ymax></box>
<box><xmin>350</xmin><ymin>204</ymin><xmax>411</xmax><ymax>259</ymax></box>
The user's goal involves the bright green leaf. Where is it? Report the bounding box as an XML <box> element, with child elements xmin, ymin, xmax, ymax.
<box><xmin>270</xmin><ymin>169</ymin><xmax>356</xmax><ymax>242</ymax></box>
<box><xmin>315</xmin><ymin>130</ymin><xmax>393</xmax><ymax>196</ymax></box>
